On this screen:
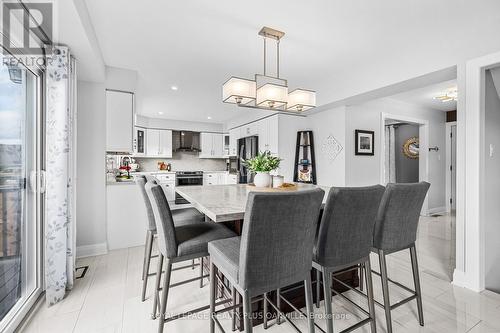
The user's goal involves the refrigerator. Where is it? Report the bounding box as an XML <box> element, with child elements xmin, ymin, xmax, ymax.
<box><xmin>238</xmin><ymin>136</ymin><xmax>259</xmax><ymax>184</ymax></box>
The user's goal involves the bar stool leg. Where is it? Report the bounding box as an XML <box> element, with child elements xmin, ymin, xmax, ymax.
<box><xmin>210</xmin><ymin>262</ymin><xmax>217</xmax><ymax>333</ymax></box>
<box><xmin>142</xmin><ymin>230</ymin><xmax>154</xmax><ymax>302</ymax></box>
<box><xmin>304</xmin><ymin>274</ymin><xmax>315</xmax><ymax>333</ymax></box>
<box><xmin>157</xmin><ymin>259</ymin><xmax>172</xmax><ymax>333</ymax></box>
<box><xmin>410</xmin><ymin>246</ymin><xmax>424</xmax><ymax>326</ymax></box>
<box><xmin>378</xmin><ymin>250</ymin><xmax>393</xmax><ymax>333</ymax></box>
<box><xmin>276</xmin><ymin>288</ymin><xmax>281</xmax><ymax>325</ymax></box>
<box><xmin>263</xmin><ymin>292</ymin><xmax>269</xmax><ymax>329</ymax></box>
<box><xmin>365</xmin><ymin>259</ymin><xmax>377</xmax><ymax>333</ymax></box>
<box><xmin>315</xmin><ymin>269</ymin><xmax>321</xmax><ymax>308</ymax></box>
<box><xmin>322</xmin><ymin>268</ymin><xmax>334</xmax><ymax>333</ymax></box>
<box><xmin>200</xmin><ymin>257</ymin><xmax>204</xmax><ymax>288</ymax></box>
<box><xmin>231</xmin><ymin>287</ymin><xmax>238</xmax><ymax>331</ymax></box>
<box><xmin>242</xmin><ymin>290</ymin><xmax>253</xmax><ymax>333</ymax></box>
<box><xmin>359</xmin><ymin>263</ymin><xmax>364</xmax><ymax>292</ymax></box>
<box><xmin>151</xmin><ymin>253</ymin><xmax>164</xmax><ymax>319</ymax></box>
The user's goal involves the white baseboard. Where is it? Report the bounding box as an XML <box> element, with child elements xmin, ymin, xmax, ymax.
<box><xmin>452</xmin><ymin>269</ymin><xmax>466</xmax><ymax>288</ymax></box>
<box><xmin>76</xmin><ymin>242</ymin><xmax>108</xmax><ymax>258</ymax></box>
<box><xmin>426</xmin><ymin>206</ymin><xmax>447</xmax><ymax>216</ymax></box>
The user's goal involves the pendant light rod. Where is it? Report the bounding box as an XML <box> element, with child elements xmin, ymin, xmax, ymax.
<box><xmin>277</xmin><ymin>39</ymin><xmax>280</xmax><ymax>78</ymax></box>
<box><xmin>263</xmin><ymin>37</ymin><xmax>267</xmax><ymax>76</ymax></box>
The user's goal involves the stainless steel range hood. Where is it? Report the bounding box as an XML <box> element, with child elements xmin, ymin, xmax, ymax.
<box><xmin>172</xmin><ymin>131</ymin><xmax>201</xmax><ymax>152</ymax></box>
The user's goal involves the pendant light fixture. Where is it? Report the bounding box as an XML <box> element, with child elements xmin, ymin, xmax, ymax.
<box><xmin>222</xmin><ymin>27</ymin><xmax>316</xmax><ymax>113</ymax></box>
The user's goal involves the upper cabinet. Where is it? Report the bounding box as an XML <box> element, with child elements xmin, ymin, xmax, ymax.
<box><xmin>146</xmin><ymin>129</ymin><xmax>172</xmax><ymax>158</ymax></box>
<box><xmin>257</xmin><ymin>115</ymin><xmax>279</xmax><ymax>155</ymax></box>
<box><xmin>228</xmin><ymin>128</ymin><xmax>239</xmax><ymax>156</ymax></box>
<box><xmin>106</xmin><ymin>90</ymin><xmax>134</xmax><ymax>152</ymax></box>
<box><xmin>199</xmin><ymin>133</ymin><xmax>224</xmax><ymax>158</ymax></box>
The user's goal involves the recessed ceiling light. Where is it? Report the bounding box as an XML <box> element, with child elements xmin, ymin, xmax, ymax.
<box><xmin>207</xmin><ymin>116</ymin><xmax>212</xmax><ymax>120</ymax></box>
<box><xmin>158</xmin><ymin>111</ymin><xmax>164</xmax><ymax>115</ymax></box>
<box><xmin>171</xmin><ymin>86</ymin><xmax>178</xmax><ymax>91</ymax></box>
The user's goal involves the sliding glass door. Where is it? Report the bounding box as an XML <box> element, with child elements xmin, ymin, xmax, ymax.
<box><xmin>0</xmin><ymin>50</ymin><xmax>43</xmax><ymax>332</ymax></box>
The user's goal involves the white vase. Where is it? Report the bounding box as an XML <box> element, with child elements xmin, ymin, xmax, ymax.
<box><xmin>254</xmin><ymin>172</ymin><xmax>271</xmax><ymax>187</ymax></box>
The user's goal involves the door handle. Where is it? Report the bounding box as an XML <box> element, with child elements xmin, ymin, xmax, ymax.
<box><xmin>39</xmin><ymin>170</ymin><xmax>47</xmax><ymax>194</ymax></box>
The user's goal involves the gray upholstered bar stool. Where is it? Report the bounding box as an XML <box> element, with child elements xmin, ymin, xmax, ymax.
<box><xmin>145</xmin><ymin>182</ymin><xmax>236</xmax><ymax>333</ymax></box>
<box><xmin>371</xmin><ymin>182</ymin><xmax>430</xmax><ymax>333</ymax></box>
<box><xmin>136</xmin><ymin>175</ymin><xmax>205</xmax><ymax>302</ymax></box>
<box><xmin>312</xmin><ymin>185</ymin><xmax>385</xmax><ymax>333</ymax></box>
<box><xmin>208</xmin><ymin>189</ymin><xmax>325</xmax><ymax>333</ymax></box>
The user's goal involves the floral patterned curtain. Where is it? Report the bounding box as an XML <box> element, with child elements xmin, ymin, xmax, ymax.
<box><xmin>45</xmin><ymin>45</ymin><xmax>77</xmax><ymax>305</ymax></box>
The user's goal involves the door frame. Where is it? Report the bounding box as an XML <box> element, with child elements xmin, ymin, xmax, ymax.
<box><xmin>445</xmin><ymin>121</ymin><xmax>457</xmax><ymax>213</ymax></box>
<box><xmin>380</xmin><ymin>112</ymin><xmax>430</xmax><ymax>215</ymax></box>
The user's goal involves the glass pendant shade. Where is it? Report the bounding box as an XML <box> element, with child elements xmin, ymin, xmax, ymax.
<box><xmin>287</xmin><ymin>89</ymin><xmax>316</xmax><ymax>112</ymax></box>
<box><xmin>222</xmin><ymin>77</ymin><xmax>256</xmax><ymax>105</ymax></box>
<box><xmin>256</xmin><ymin>83</ymin><xmax>288</xmax><ymax>109</ymax></box>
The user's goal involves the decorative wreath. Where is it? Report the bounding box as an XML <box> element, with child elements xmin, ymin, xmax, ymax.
<box><xmin>403</xmin><ymin>137</ymin><xmax>419</xmax><ymax>159</ymax></box>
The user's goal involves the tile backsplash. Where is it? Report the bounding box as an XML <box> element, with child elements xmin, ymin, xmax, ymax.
<box><xmin>135</xmin><ymin>151</ymin><xmax>227</xmax><ymax>172</ymax></box>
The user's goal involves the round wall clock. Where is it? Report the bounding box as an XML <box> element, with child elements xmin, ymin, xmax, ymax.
<box><xmin>403</xmin><ymin>137</ymin><xmax>419</xmax><ymax>159</ymax></box>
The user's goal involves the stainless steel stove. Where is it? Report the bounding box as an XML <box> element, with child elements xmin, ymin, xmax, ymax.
<box><xmin>175</xmin><ymin>171</ymin><xmax>203</xmax><ymax>204</ymax></box>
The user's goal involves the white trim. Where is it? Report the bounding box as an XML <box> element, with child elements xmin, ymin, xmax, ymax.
<box><xmin>445</xmin><ymin>121</ymin><xmax>457</xmax><ymax>213</ymax></box>
<box><xmin>463</xmin><ymin>50</ymin><xmax>500</xmax><ymax>292</ymax></box>
<box><xmin>380</xmin><ymin>112</ymin><xmax>430</xmax><ymax>214</ymax></box>
<box><xmin>76</xmin><ymin>243</ymin><xmax>108</xmax><ymax>258</ymax></box>
<box><xmin>426</xmin><ymin>206</ymin><xmax>448</xmax><ymax>216</ymax></box>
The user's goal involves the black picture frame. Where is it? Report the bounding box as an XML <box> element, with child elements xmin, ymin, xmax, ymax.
<box><xmin>355</xmin><ymin>130</ymin><xmax>375</xmax><ymax>156</ymax></box>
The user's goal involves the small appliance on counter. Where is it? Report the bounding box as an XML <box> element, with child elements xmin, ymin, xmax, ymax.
<box><xmin>157</xmin><ymin>161</ymin><xmax>171</xmax><ymax>171</ymax></box>
<box><xmin>106</xmin><ymin>153</ymin><xmax>140</xmax><ymax>183</ymax></box>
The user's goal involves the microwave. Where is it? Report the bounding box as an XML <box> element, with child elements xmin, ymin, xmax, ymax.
<box><xmin>133</xmin><ymin>128</ymin><xmax>145</xmax><ymax>155</ymax></box>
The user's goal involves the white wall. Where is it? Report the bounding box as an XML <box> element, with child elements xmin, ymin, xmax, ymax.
<box><xmin>344</xmin><ymin>98</ymin><xmax>447</xmax><ymax>212</ymax></box>
<box><xmin>484</xmin><ymin>69</ymin><xmax>500</xmax><ymax>293</ymax></box>
<box><xmin>76</xmin><ymin>81</ymin><xmax>107</xmax><ymax>254</ymax></box>
<box><xmin>308</xmin><ymin>107</ymin><xmax>346</xmax><ymax>187</ymax></box>
<box><xmin>105</xmin><ymin>66</ymin><xmax>137</xmax><ymax>92</ymax></box>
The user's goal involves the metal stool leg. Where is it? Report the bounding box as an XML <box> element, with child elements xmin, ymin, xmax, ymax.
<box><xmin>365</xmin><ymin>259</ymin><xmax>377</xmax><ymax>333</ymax></box>
<box><xmin>304</xmin><ymin>274</ymin><xmax>315</xmax><ymax>333</ymax></box>
<box><xmin>263</xmin><ymin>292</ymin><xmax>269</xmax><ymax>329</ymax></box>
<box><xmin>142</xmin><ymin>230</ymin><xmax>154</xmax><ymax>302</ymax></box>
<box><xmin>379</xmin><ymin>250</ymin><xmax>393</xmax><ymax>333</ymax></box>
<box><xmin>410</xmin><ymin>246</ymin><xmax>424</xmax><ymax>326</ymax></box>
<box><xmin>315</xmin><ymin>269</ymin><xmax>321</xmax><ymax>308</ymax></box>
<box><xmin>276</xmin><ymin>288</ymin><xmax>281</xmax><ymax>325</ymax></box>
<box><xmin>242</xmin><ymin>290</ymin><xmax>253</xmax><ymax>333</ymax></box>
<box><xmin>157</xmin><ymin>259</ymin><xmax>172</xmax><ymax>333</ymax></box>
<box><xmin>200</xmin><ymin>257</ymin><xmax>204</xmax><ymax>288</ymax></box>
<box><xmin>231</xmin><ymin>287</ymin><xmax>238</xmax><ymax>331</ymax></box>
<box><xmin>322</xmin><ymin>268</ymin><xmax>334</xmax><ymax>333</ymax></box>
<box><xmin>151</xmin><ymin>253</ymin><xmax>164</xmax><ymax>319</ymax></box>
<box><xmin>359</xmin><ymin>262</ymin><xmax>364</xmax><ymax>292</ymax></box>
<box><xmin>210</xmin><ymin>262</ymin><xmax>217</xmax><ymax>333</ymax></box>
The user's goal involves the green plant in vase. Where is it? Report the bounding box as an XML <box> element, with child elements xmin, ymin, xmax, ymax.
<box><xmin>244</xmin><ymin>150</ymin><xmax>281</xmax><ymax>187</ymax></box>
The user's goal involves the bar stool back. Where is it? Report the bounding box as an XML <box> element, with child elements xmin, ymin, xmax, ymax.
<box><xmin>313</xmin><ymin>185</ymin><xmax>385</xmax><ymax>333</ymax></box>
<box><xmin>372</xmin><ymin>182</ymin><xmax>430</xmax><ymax>333</ymax></box>
<box><xmin>208</xmin><ymin>189</ymin><xmax>325</xmax><ymax>333</ymax></box>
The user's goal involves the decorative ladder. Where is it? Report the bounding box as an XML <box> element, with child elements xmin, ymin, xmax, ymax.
<box><xmin>293</xmin><ymin>131</ymin><xmax>317</xmax><ymax>185</ymax></box>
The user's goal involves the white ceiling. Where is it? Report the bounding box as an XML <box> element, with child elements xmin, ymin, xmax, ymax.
<box><xmin>390</xmin><ymin>80</ymin><xmax>457</xmax><ymax>112</ymax></box>
<box><xmin>82</xmin><ymin>0</ymin><xmax>500</xmax><ymax>123</ymax></box>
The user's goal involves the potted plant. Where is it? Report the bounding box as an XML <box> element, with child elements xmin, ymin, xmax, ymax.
<box><xmin>244</xmin><ymin>151</ymin><xmax>282</xmax><ymax>187</ymax></box>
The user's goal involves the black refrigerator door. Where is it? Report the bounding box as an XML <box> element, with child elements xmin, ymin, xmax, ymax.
<box><xmin>237</xmin><ymin>136</ymin><xmax>258</xmax><ymax>184</ymax></box>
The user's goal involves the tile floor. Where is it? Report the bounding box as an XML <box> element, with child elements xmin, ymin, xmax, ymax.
<box><xmin>22</xmin><ymin>214</ymin><xmax>500</xmax><ymax>332</ymax></box>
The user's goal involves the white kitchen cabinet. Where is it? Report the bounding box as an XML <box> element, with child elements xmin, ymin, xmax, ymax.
<box><xmin>229</xmin><ymin>128</ymin><xmax>239</xmax><ymax>156</ymax></box>
<box><xmin>199</xmin><ymin>133</ymin><xmax>224</xmax><ymax>158</ymax></box>
<box><xmin>225</xmin><ymin>173</ymin><xmax>238</xmax><ymax>184</ymax></box>
<box><xmin>146</xmin><ymin>129</ymin><xmax>172</xmax><ymax>157</ymax></box>
<box><xmin>151</xmin><ymin>173</ymin><xmax>176</xmax><ymax>201</ymax></box>
<box><xmin>106</xmin><ymin>90</ymin><xmax>134</xmax><ymax>152</ymax></box>
<box><xmin>240</xmin><ymin>122</ymin><xmax>258</xmax><ymax>138</ymax></box>
<box><xmin>203</xmin><ymin>172</ymin><xmax>219</xmax><ymax>185</ymax></box>
<box><xmin>256</xmin><ymin>115</ymin><xmax>279</xmax><ymax>155</ymax></box>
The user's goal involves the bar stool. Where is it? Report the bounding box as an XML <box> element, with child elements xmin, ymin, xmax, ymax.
<box><xmin>371</xmin><ymin>182</ymin><xmax>430</xmax><ymax>333</ymax></box>
<box><xmin>208</xmin><ymin>189</ymin><xmax>325</xmax><ymax>333</ymax></box>
<box><xmin>312</xmin><ymin>185</ymin><xmax>385</xmax><ymax>333</ymax></box>
<box><xmin>145</xmin><ymin>182</ymin><xmax>236</xmax><ymax>333</ymax></box>
<box><xmin>135</xmin><ymin>175</ymin><xmax>205</xmax><ymax>302</ymax></box>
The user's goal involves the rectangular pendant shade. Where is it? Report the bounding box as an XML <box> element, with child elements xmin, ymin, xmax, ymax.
<box><xmin>222</xmin><ymin>77</ymin><xmax>256</xmax><ymax>105</ymax></box>
<box><xmin>256</xmin><ymin>83</ymin><xmax>288</xmax><ymax>109</ymax></box>
<box><xmin>287</xmin><ymin>89</ymin><xmax>316</xmax><ymax>112</ymax></box>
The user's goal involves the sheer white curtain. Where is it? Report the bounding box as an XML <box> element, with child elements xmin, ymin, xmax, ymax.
<box><xmin>384</xmin><ymin>125</ymin><xmax>396</xmax><ymax>184</ymax></box>
<box><xmin>45</xmin><ymin>45</ymin><xmax>77</xmax><ymax>305</ymax></box>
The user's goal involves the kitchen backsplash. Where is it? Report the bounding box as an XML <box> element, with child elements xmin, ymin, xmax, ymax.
<box><xmin>135</xmin><ymin>151</ymin><xmax>227</xmax><ymax>172</ymax></box>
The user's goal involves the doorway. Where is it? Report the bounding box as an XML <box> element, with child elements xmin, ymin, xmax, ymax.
<box><xmin>384</xmin><ymin>121</ymin><xmax>420</xmax><ymax>183</ymax></box>
<box><xmin>0</xmin><ymin>51</ymin><xmax>44</xmax><ymax>331</ymax></box>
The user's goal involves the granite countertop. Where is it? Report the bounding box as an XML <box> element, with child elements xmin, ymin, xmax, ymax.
<box><xmin>175</xmin><ymin>183</ymin><xmax>329</xmax><ymax>222</ymax></box>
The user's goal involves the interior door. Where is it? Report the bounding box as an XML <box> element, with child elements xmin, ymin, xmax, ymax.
<box><xmin>0</xmin><ymin>53</ymin><xmax>43</xmax><ymax>332</ymax></box>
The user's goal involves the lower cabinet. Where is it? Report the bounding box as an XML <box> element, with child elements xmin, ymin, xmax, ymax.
<box><xmin>204</xmin><ymin>172</ymin><xmax>237</xmax><ymax>185</ymax></box>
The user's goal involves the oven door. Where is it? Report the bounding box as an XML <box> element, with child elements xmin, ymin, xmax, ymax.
<box><xmin>175</xmin><ymin>176</ymin><xmax>203</xmax><ymax>204</ymax></box>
